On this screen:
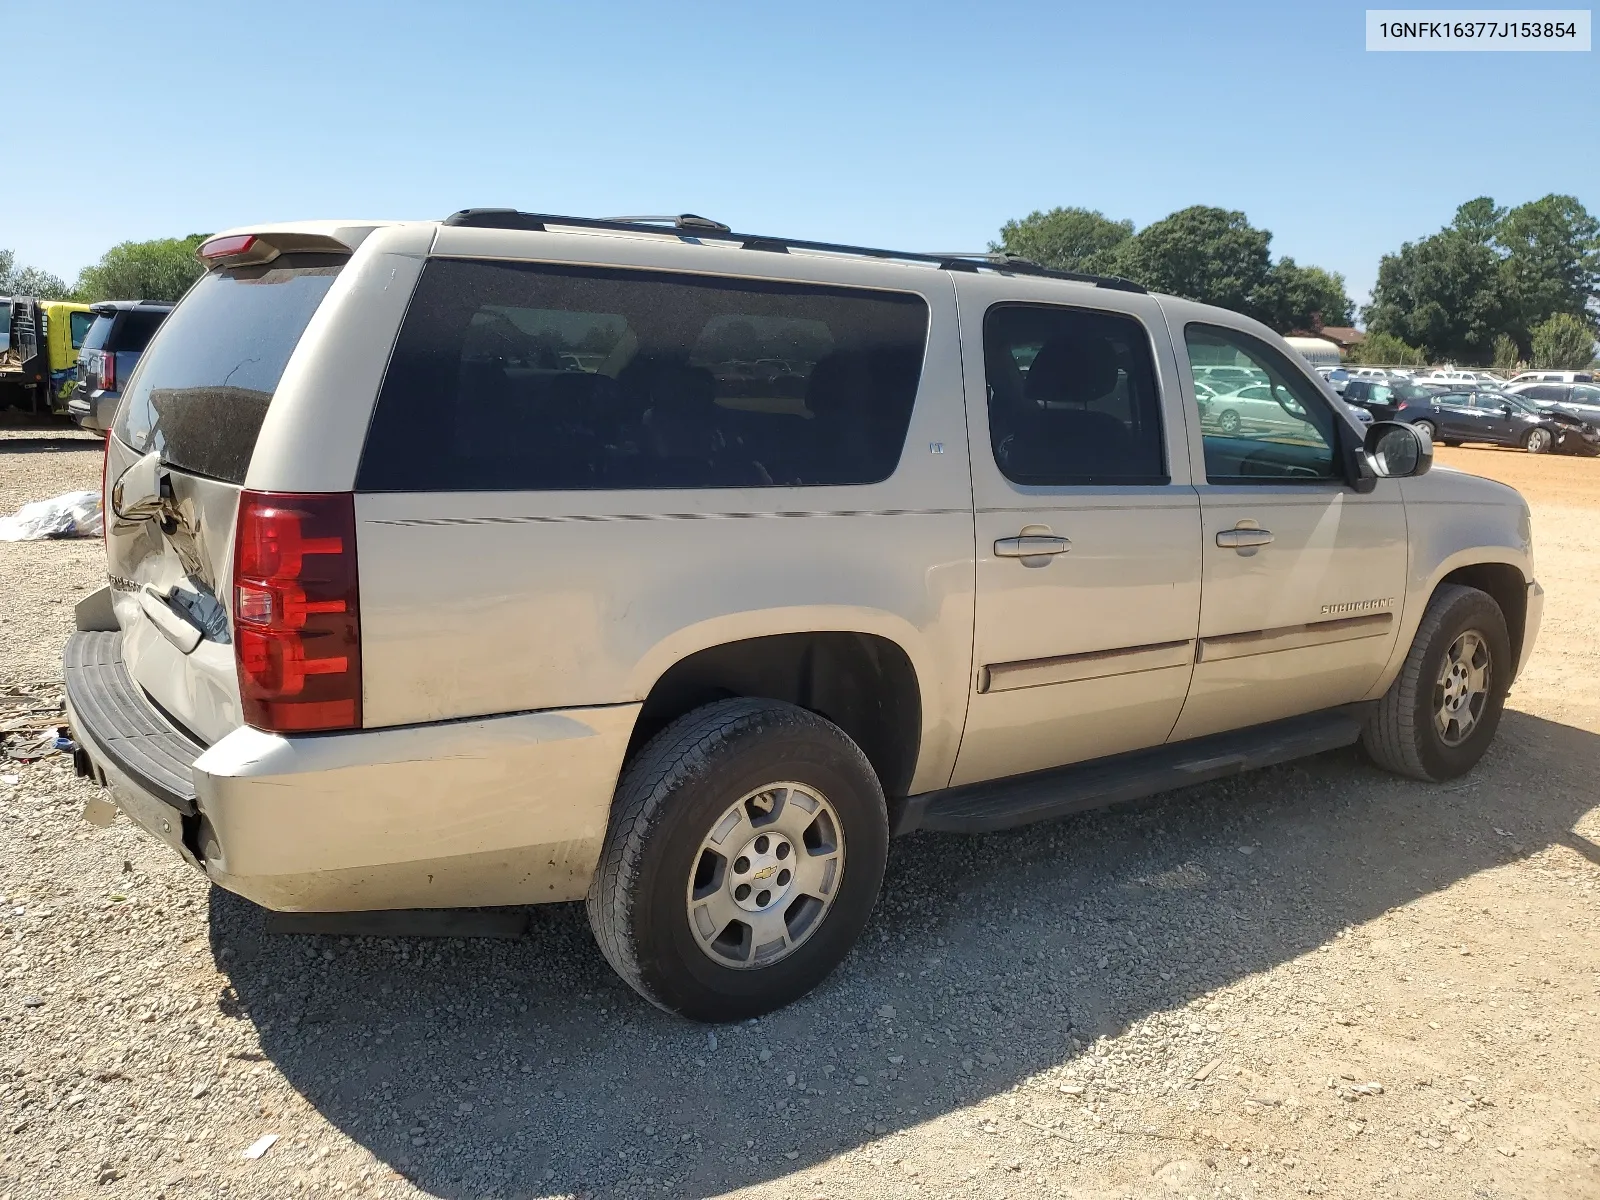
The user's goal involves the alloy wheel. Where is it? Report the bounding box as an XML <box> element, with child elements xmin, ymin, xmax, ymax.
<box><xmin>685</xmin><ymin>782</ymin><xmax>846</xmax><ymax>969</ymax></box>
<box><xmin>1433</xmin><ymin>629</ymin><xmax>1491</xmax><ymax>747</ymax></box>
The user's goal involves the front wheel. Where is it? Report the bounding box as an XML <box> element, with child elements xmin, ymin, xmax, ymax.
<box><xmin>1362</xmin><ymin>584</ymin><xmax>1511</xmax><ymax>782</ymax></box>
<box><xmin>1524</xmin><ymin>427</ymin><xmax>1552</xmax><ymax>453</ymax></box>
<box><xmin>1217</xmin><ymin>409</ymin><xmax>1241</xmax><ymax>435</ymax></box>
<box><xmin>587</xmin><ymin>698</ymin><xmax>888</xmax><ymax>1021</ymax></box>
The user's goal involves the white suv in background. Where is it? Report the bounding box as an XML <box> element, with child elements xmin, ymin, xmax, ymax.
<box><xmin>65</xmin><ymin>212</ymin><xmax>1542</xmax><ymax>1020</ymax></box>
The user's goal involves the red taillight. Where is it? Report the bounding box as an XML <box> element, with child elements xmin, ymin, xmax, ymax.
<box><xmin>233</xmin><ymin>491</ymin><xmax>361</xmax><ymax>733</ymax></box>
<box><xmin>200</xmin><ymin>234</ymin><xmax>256</xmax><ymax>260</ymax></box>
<box><xmin>99</xmin><ymin>351</ymin><xmax>115</xmax><ymax>392</ymax></box>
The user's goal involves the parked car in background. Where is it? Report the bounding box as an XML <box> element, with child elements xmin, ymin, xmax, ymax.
<box><xmin>1202</xmin><ymin>381</ymin><xmax>1323</xmax><ymax>437</ymax></box>
<box><xmin>1341</xmin><ymin>397</ymin><xmax>1373</xmax><ymax>425</ymax></box>
<box><xmin>1424</xmin><ymin>369</ymin><xmax>1505</xmax><ymax>388</ymax></box>
<box><xmin>1508</xmin><ymin>382</ymin><xmax>1600</xmax><ymax>424</ymax></box>
<box><xmin>1342</xmin><ymin>378</ymin><xmax>1437</xmax><ymax>421</ymax></box>
<box><xmin>1508</xmin><ymin>370</ymin><xmax>1594</xmax><ymax>385</ymax></box>
<box><xmin>68</xmin><ymin>302</ymin><xmax>174</xmax><ymax>432</ymax></box>
<box><xmin>1398</xmin><ymin>388</ymin><xmax>1599</xmax><ymax>454</ymax></box>
<box><xmin>1193</xmin><ymin>365</ymin><xmax>1261</xmax><ymax>392</ymax></box>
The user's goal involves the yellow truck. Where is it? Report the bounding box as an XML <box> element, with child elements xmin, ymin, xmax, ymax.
<box><xmin>0</xmin><ymin>297</ymin><xmax>94</xmax><ymax>419</ymax></box>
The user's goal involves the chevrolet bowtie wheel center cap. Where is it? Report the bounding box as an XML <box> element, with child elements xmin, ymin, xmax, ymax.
<box><xmin>728</xmin><ymin>832</ymin><xmax>796</xmax><ymax>913</ymax></box>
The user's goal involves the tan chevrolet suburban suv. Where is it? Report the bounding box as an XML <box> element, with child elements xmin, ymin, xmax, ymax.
<box><xmin>64</xmin><ymin>211</ymin><xmax>1542</xmax><ymax>1021</ymax></box>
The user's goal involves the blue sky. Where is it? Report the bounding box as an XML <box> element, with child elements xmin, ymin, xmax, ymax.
<box><xmin>7</xmin><ymin>0</ymin><xmax>1595</xmax><ymax>311</ymax></box>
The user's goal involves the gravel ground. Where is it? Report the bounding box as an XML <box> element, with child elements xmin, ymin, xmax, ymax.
<box><xmin>2</xmin><ymin>429</ymin><xmax>1598</xmax><ymax>1200</ymax></box>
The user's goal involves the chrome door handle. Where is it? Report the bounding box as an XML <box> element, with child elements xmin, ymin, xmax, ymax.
<box><xmin>1216</xmin><ymin>527</ymin><xmax>1274</xmax><ymax>549</ymax></box>
<box><xmin>995</xmin><ymin>534</ymin><xmax>1071</xmax><ymax>558</ymax></box>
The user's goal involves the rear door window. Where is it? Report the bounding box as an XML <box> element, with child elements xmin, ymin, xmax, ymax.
<box><xmin>357</xmin><ymin>260</ymin><xmax>929</xmax><ymax>491</ymax></box>
<box><xmin>112</xmin><ymin>257</ymin><xmax>342</xmax><ymax>483</ymax></box>
<box><xmin>981</xmin><ymin>303</ymin><xmax>1166</xmax><ymax>485</ymax></box>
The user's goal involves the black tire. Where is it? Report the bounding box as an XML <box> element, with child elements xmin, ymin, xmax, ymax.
<box><xmin>1412</xmin><ymin>419</ymin><xmax>1437</xmax><ymax>441</ymax></box>
<box><xmin>586</xmin><ymin>698</ymin><xmax>888</xmax><ymax>1021</ymax></box>
<box><xmin>1218</xmin><ymin>409</ymin><xmax>1241</xmax><ymax>435</ymax></box>
<box><xmin>1441</xmin><ymin>439</ymin><xmax>1462</xmax><ymax>447</ymax></box>
<box><xmin>1523</xmin><ymin>427</ymin><xmax>1552</xmax><ymax>453</ymax></box>
<box><xmin>1361</xmin><ymin>584</ymin><xmax>1511</xmax><ymax>782</ymax></box>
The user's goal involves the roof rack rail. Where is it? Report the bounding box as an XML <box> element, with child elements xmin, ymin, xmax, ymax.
<box><xmin>439</xmin><ymin>209</ymin><xmax>1147</xmax><ymax>293</ymax></box>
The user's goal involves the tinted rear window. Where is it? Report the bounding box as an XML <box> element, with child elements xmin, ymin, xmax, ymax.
<box><xmin>112</xmin><ymin>257</ymin><xmax>342</xmax><ymax>483</ymax></box>
<box><xmin>81</xmin><ymin>314</ymin><xmax>115</xmax><ymax>352</ymax></box>
<box><xmin>111</xmin><ymin>309</ymin><xmax>168</xmax><ymax>352</ymax></box>
<box><xmin>983</xmin><ymin>303</ymin><xmax>1166</xmax><ymax>485</ymax></box>
<box><xmin>357</xmin><ymin>259</ymin><xmax>929</xmax><ymax>492</ymax></box>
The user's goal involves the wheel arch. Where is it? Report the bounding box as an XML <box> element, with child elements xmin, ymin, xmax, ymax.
<box><xmin>1435</xmin><ymin>561</ymin><xmax>1528</xmax><ymax>680</ymax></box>
<box><xmin>626</xmin><ymin>629</ymin><xmax>925</xmax><ymax>799</ymax></box>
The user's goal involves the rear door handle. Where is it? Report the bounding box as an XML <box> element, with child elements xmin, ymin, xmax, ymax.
<box><xmin>1216</xmin><ymin>527</ymin><xmax>1274</xmax><ymax>549</ymax></box>
<box><xmin>995</xmin><ymin>535</ymin><xmax>1071</xmax><ymax>558</ymax></box>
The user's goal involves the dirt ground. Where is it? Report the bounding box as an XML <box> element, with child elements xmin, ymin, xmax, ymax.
<box><xmin>1</xmin><ymin>430</ymin><xmax>1597</xmax><ymax>1200</ymax></box>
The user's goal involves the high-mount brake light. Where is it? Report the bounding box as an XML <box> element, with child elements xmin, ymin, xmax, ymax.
<box><xmin>233</xmin><ymin>491</ymin><xmax>362</xmax><ymax>733</ymax></box>
<box><xmin>199</xmin><ymin>234</ymin><xmax>256</xmax><ymax>260</ymax></box>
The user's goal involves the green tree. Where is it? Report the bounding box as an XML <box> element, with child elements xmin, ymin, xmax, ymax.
<box><xmin>1253</xmin><ymin>259</ymin><xmax>1354</xmax><ymax>332</ymax></box>
<box><xmin>1363</xmin><ymin>229</ymin><xmax>1508</xmax><ymax>364</ymax></box>
<box><xmin>1451</xmin><ymin>196</ymin><xmax>1506</xmax><ymax>245</ymax></box>
<box><xmin>1352</xmin><ymin>331</ymin><xmax>1427</xmax><ymax>367</ymax></box>
<box><xmin>1496</xmin><ymin>195</ymin><xmax>1600</xmax><ymax>350</ymax></box>
<box><xmin>73</xmin><ymin>234</ymin><xmax>209</xmax><ymax>303</ymax></box>
<box><xmin>0</xmin><ymin>248</ymin><xmax>69</xmax><ymax>298</ymax></box>
<box><xmin>1492</xmin><ymin>333</ymin><xmax>1521</xmax><ymax>371</ymax></box>
<box><xmin>1112</xmin><ymin>206</ymin><xmax>1272</xmax><ymax>318</ymax></box>
<box><xmin>993</xmin><ymin>207</ymin><xmax>1133</xmax><ymax>274</ymax></box>
<box><xmin>1530</xmin><ymin>312</ymin><xmax>1598</xmax><ymax>369</ymax></box>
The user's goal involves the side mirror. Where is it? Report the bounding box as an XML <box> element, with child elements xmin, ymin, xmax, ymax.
<box><xmin>111</xmin><ymin>450</ymin><xmax>165</xmax><ymax>520</ymax></box>
<box><xmin>1364</xmin><ymin>421</ymin><xmax>1432</xmax><ymax>479</ymax></box>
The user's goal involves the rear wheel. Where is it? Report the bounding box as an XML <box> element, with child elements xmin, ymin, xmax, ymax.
<box><xmin>587</xmin><ymin>698</ymin><xmax>888</xmax><ymax>1021</ymax></box>
<box><xmin>1362</xmin><ymin>585</ymin><xmax>1511</xmax><ymax>782</ymax></box>
<box><xmin>1523</xmin><ymin>427</ymin><xmax>1552</xmax><ymax>453</ymax></box>
<box><xmin>1412</xmin><ymin>419</ymin><xmax>1437</xmax><ymax>441</ymax></box>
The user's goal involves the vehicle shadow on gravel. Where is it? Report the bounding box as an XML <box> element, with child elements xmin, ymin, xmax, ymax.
<box><xmin>210</xmin><ymin>708</ymin><xmax>1600</xmax><ymax>1199</ymax></box>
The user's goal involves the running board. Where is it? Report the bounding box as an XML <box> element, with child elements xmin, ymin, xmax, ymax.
<box><xmin>895</xmin><ymin>705</ymin><xmax>1370</xmax><ymax>836</ymax></box>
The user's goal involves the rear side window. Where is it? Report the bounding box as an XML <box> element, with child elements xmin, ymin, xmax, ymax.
<box><xmin>69</xmin><ymin>311</ymin><xmax>94</xmax><ymax>348</ymax></box>
<box><xmin>112</xmin><ymin>257</ymin><xmax>342</xmax><ymax>483</ymax></box>
<box><xmin>112</xmin><ymin>310</ymin><xmax>167</xmax><ymax>353</ymax></box>
<box><xmin>357</xmin><ymin>260</ymin><xmax>929</xmax><ymax>491</ymax></box>
<box><xmin>982</xmin><ymin>303</ymin><xmax>1166</xmax><ymax>486</ymax></box>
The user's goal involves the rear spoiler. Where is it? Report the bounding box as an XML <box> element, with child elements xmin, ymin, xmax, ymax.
<box><xmin>195</xmin><ymin>222</ymin><xmax>397</xmax><ymax>270</ymax></box>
